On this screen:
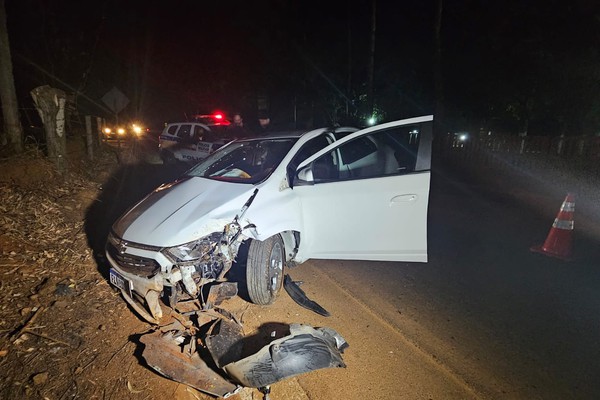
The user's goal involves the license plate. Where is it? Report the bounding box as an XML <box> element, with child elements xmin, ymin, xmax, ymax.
<box><xmin>109</xmin><ymin>268</ymin><xmax>133</xmax><ymax>298</ymax></box>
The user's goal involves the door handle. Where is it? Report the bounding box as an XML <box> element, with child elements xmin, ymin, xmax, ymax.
<box><xmin>390</xmin><ymin>194</ymin><xmax>418</xmax><ymax>205</ymax></box>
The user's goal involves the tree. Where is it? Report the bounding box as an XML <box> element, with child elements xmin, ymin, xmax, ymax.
<box><xmin>31</xmin><ymin>85</ymin><xmax>67</xmax><ymax>173</ymax></box>
<box><xmin>0</xmin><ymin>0</ymin><xmax>23</xmax><ymax>151</ymax></box>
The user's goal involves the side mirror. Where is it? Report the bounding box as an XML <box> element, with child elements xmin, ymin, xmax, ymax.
<box><xmin>295</xmin><ymin>164</ymin><xmax>314</xmax><ymax>185</ymax></box>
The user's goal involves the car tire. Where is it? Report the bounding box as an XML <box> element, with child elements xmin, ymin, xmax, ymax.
<box><xmin>246</xmin><ymin>235</ymin><xmax>285</xmax><ymax>305</ymax></box>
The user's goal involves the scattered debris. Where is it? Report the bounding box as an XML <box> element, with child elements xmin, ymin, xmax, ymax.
<box><xmin>204</xmin><ymin>282</ymin><xmax>239</xmax><ymax>310</ymax></box>
<box><xmin>54</xmin><ymin>281</ymin><xmax>76</xmax><ymax>297</ymax></box>
<box><xmin>283</xmin><ymin>275</ymin><xmax>331</xmax><ymax>317</ymax></box>
<box><xmin>126</xmin><ymin>380</ymin><xmax>144</xmax><ymax>394</ymax></box>
<box><xmin>140</xmin><ymin>327</ymin><xmax>240</xmax><ymax>397</ymax></box>
<box><xmin>221</xmin><ymin>323</ymin><xmax>348</xmax><ymax>389</ymax></box>
<box><xmin>139</xmin><ymin>305</ymin><xmax>348</xmax><ymax>398</ymax></box>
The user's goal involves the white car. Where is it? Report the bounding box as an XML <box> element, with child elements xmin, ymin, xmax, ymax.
<box><xmin>106</xmin><ymin>115</ymin><xmax>433</xmax><ymax>323</ymax></box>
<box><xmin>158</xmin><ymin>120</ymin><xmax>232</xmax><ymax>164</ymax></box>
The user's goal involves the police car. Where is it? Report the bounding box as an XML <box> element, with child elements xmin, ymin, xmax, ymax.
<box><xmin>158</xmin><ymin>114</ymin><xmax>234</xmax><ymax>164</ymax></box>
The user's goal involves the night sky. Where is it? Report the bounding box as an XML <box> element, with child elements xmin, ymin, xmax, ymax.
<box><xmin>5</xmin><ymin>0</ymin><xmax>600</xmax><ymax>135</ymax></box>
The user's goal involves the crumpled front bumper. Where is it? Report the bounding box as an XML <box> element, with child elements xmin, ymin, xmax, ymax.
<box><xmin>107</xmin><ymin>254</ymin><xmax>165</xmax><ymax>324</ymax></box>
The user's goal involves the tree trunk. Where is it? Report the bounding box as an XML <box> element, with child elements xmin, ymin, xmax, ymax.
<box><xmin>31</xmin><ymin>85</ymin><xmax>67</xmax><ymax>173</ymax></box>
<box><xmin>96</xmin><ymin>116</ymin><xmax>103</xmax><ymax>147</ymax></box>
<box><xmin>85</xmin><ymin>115</ymin><xmax>94</xmax><ymax>160</ymax></box>
<box><xmin>0</xmin><ymin>0</ymin><xmax>23</xmax><ymax>151</ymax></box>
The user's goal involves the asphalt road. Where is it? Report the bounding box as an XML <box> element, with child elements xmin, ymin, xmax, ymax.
<box><xmin>298</xmin><ymin>167</ymin><xmax>600</xmax><ymax>399</ymax></box>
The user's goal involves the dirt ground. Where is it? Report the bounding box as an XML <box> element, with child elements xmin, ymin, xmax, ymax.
<box><xmin>0</xmin><ymin>140</ymin><xmax>363</xmax><ymax>400</ymax></box>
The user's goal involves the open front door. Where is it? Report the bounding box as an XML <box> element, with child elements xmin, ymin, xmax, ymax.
<box><xmin>293</xmin><ymin>116</ymin><xmax>433</xmax><ymax>262</ymax></box>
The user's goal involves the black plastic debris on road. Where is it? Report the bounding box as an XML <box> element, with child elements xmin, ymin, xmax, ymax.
<box><xmin>283</xmin><ymin>274</ymin><xmax>331</xmax><ymax>317</ymax></box>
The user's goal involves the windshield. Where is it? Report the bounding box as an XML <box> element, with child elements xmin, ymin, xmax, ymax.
<box><xmin>186</xmin><ymin>137</ymin><xmax>298</xmax><ymax>184</ymax></box>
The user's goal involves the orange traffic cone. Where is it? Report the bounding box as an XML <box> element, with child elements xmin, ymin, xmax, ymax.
<box><xmin>530</xmin><ymin>193</ymin><xmax>575</xmax><ymax>261</ymax></box>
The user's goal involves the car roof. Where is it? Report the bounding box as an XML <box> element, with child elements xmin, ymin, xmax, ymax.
<box><xmin>242</xmin><ymin>130</ymin><xmax>308</xmax><ymax>140</ymax></box>
<box><xmin>166</xmin><ymin>121</ymin><xmax>208</xmax><ymax>126</ymax></box>
<box><xmin>237</xmin><ymin>126</ymin><xmax>359</xmax><ymax>142</ymax></box>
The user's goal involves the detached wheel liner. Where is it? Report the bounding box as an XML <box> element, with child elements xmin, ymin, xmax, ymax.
<box><xmin>246</xmin><ymin>235</ymin><xmax>285</xmax><ymax>305</ymax></box>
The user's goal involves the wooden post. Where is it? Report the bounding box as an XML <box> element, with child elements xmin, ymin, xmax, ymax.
<box><xmin>85</xmin><ymin>115</ymin><xmax>94</xmax><ymax>160</ymax></box>
<box><xmin>96</xmin><ymin>117</ymin><xmax>103</xmax><ymax>147</ymax></box>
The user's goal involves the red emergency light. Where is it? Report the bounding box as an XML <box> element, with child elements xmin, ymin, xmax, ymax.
<box><xmin>191</xmin><ymin>112</ymin><xmax>230</xmax><ymax>125</ymax></box>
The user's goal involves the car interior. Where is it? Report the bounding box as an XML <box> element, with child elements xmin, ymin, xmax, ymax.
<box><xmin>312</xmin><ymin>126</ymin><xmax>420</xmax><ymax>183</ymax></box>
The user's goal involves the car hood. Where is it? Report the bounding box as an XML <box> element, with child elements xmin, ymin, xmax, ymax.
<box><xmin>112</xmin><ymin>177</ymin><xmax>254</xmax><ymax>247</ymax></box>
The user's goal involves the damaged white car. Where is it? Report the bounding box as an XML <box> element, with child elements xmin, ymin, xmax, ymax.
<box><xmin>106</xmin><ymin>115</ymin><xmax>433</xmax><ymax>324</ymax></box>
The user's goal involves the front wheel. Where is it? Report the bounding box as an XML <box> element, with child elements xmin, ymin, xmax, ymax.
<box><xmin>246</xmin><ymin>235</ymin><xmax>285</xmax><ymax>305</ymax></box>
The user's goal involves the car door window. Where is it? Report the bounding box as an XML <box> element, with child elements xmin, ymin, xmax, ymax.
<box><xmin>167</xmin><ymin>125</ymin><xmax>178</xmax><ymax>135</ymax></box>
<box><xmin>290</xmin><ymin>135</ymin><xmax>332</xmax><ymax>169</ymax></box>
<box><xmin>333</xmin><ymin>130</ymin><xmax>356</xmax><ymax>141</ymax></box>
<box><xmin>177</xmin><ymin>124</ymin><xmax>192</xmax><ymax>139</ymax></box>
<box><xmin>287</xmin><ymin>134</ymin><xmax>333</xmax><ymax>181</ymax></box>
<box><xmin>312</xmin><ymin>123</ymin><xmax>424</xmax><ymax>183</ymax></box>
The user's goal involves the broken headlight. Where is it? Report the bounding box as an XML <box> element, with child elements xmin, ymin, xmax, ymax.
<box><xmin>162</xmin><ymin>233</ymin><xmax>223</xmax><ymax>265</ymax></box>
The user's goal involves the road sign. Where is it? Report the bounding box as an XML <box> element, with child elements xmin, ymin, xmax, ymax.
<box><xmin>101</xmin><ymin>87</ymin><xmax>129</xmax><ymax>114</ymax></box>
